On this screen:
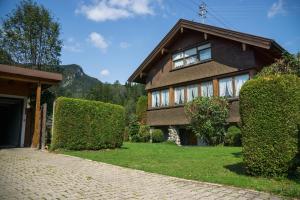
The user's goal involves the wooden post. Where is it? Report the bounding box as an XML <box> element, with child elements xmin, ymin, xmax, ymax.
<box><xmin>40</xmin><ymin>103</ymin><xmax>47</xmax><ymax>150</ymax></box>
<box><xmin>213</xmin><ymin>79</ymin><xmax>219</xmax><ymax>97</ymax></box>
<box><xmin>169</xmin><ymin>87</ymin><xmax>174</xmax><ymax>106</ymax></box>
<box><xmin>147</xmin><ymin>91</ymin><xmax>151</xmax><ymax>109</ymax></box>
<box><xmin>31</xmin><ymin>82</ymin><xmax>41</xmax><ymax>148</ymax></box>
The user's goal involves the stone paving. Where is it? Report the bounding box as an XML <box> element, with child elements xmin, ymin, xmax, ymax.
<box><xmin>0</xmin><ymin>148</ymin><xmax>283</xmax><ymax>200</ymax></box>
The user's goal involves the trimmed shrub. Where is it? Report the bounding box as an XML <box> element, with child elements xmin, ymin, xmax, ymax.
<box><xmin>185</xmin><ymin>96</ymin><xmax>229</xmax><ymax>145</ymax></box>
<box><xmin>138</xmin><ymin>125</ymin><xmax>150</xmax><ymax>142</ymax></box>
<box><xmin>151</xmin><ymin>129</ymin><xmax>164</xmax><ymax>143</ymax></box>
<box><xmin>51</xmin><ymin>97</ymin><xmax>125</xmax><ymax>150</ymax></box>
<box><xmin>136</xmin><ymin>96</ymin><xmax>148</xmax><ymax>124</ymax></box>
<box><xmin>240</xmin><ymin>75</ymin><xmax>300</xmax><ymax>177</ymax></box>
<box><xmin>224</xmin><ymin>125</ymin><xmax>242</xmax><ymax>146</ymax></box>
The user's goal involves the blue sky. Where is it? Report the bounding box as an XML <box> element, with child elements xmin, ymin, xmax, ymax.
<box><xmin>1</xmin><ymin>0</ymin><xmax>299</xmax><ymax>83</ymax></box>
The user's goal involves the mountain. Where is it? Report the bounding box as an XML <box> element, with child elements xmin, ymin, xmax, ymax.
<box><xmin>52</xmin><ymin>64</ymin><xmax>101</xmax><ymax>98</ymax></box>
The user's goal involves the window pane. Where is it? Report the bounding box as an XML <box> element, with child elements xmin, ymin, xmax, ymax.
<box><xmin>199</xmin><ymin>48</ymin><xmax>211</xmax><ymax>61</ymax></box>
<box><xmin>201</xmin><ymin>81</ymin><xmax>213</xmax><ymax>97</ymax></box>
<box><xmin>185</xmin><ymin>55</ymin><xmax>198</xmax><ymax>65</ymax></box>
<box><xmin>172</xmin><ymin>52</ymin><xmax>184</xmax><ymax>61</ymax></box>
<box><xmin>161</xmin><ymin>89</ymin><xmax>169</xmax><ymax>106</ymax></box>
<box><xmin>198</xmin><ymin>43</ymin><xmax>211</xmax><ymax>50</ymax></box>
<box><xmin>184</xmin><ymin>48</ymin><xmax>197</xmax><ymax>57</ymax></box>
<box><xmin>235</xmin><ymin>74</ymin><xmax>249</xmax><ymax>96</ymax></box>
<box><xmin>151</xmin><ymin>91</ymin><xmax>160</xmax><ymax>107</ymax></box>
<box><xmin>219</xmin><ymin>77</ymin><xmax>233</xmax><ymax>97</ymax></box>
<box><xmin>174</xmin><ymin>59</ymin><xmax>184</xmax><ymax>68</ymax></box>
<box><xmin>187</xmin><ymin>85</ymin><xmax>198</xmax><ymax>102</ymax></box>
<box><xmin>174</xmin><ymin>87</ymin><xmax>185</xmax><ymax>105</ymax></box>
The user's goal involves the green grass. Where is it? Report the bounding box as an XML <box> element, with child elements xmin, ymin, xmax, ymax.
<box><xmin>60</xmin><ymin>142</ymin><xmax>300</xmax><ymax>198</ymax></box>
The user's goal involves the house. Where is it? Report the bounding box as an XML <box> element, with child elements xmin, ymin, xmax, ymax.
<box><xmin>128</xmin><ymin>19</ymin><xmax>285</xmax><ymax>145</ymax></box>
<box><xmin>0</xmin><ymin>64</ymin><xmax>62</xmax><ymax>148</ymax></box>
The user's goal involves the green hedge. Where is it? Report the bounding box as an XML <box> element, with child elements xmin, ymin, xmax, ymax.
<box><xmin>224</xmin><ymin>125</ymin><xmax>242</xmax><ymax>146</ymax></box>
<box><xmin>240</xmin><ymin>75</ymin><xmax>300</xmax><ymax>177</ymax></box>
<box><xmin>51</xmin><ymin>97</ymin><xmax>125</xmax><ymax>150</ymax></box>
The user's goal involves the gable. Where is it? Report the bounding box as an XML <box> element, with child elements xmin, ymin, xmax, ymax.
<box><xmin>128</xmin><ymin>19</ymin><xmax>285</xmax><ymax>84</ymax></box>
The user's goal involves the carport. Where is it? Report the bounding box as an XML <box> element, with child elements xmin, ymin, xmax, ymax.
<box><xmin>0</xmin><ymin>64</ymin><xmax>62</xmax><ymax>148</ymax></box>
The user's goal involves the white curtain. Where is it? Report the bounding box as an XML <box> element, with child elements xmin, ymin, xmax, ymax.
<box><xmin>161</xmin><ymin>89</ymin><xmax>169</xmax><ymax>106</ymax></box>
<box><xmin>151</xmin><ymin>91</ymin><xmax>160</xmax><ymax>107</ymax></box>
<box><xmin>235</xmin><ymin>74</ymin><xmax>249</xmax><ymax>96</ymax></box>
<box><xmin>187</xmin><ymin>85</ymin><xmax>198</xmax><ymax>102</ymax></box>
<box><xmin>175</xmin><ymin>87</ymin><xmax>184</xmax><ymax>104</ymax></box>
<box><xmin>201</xmin><ymin>81</ymin><xmax>213</xmax><ymax>97</ymax></box>
<box><xmin>219</xmin><ymin>77</ymin><xmax>233</xmax><ymax>97</ymax></box>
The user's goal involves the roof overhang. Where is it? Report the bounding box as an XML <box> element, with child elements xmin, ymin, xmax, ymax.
<box><xmin>128</xmin><ymin>19</ymin><xmax>286</xmax><ymax>84</ymax></box>
<box><xmin>0</xmin><ymin>64</ymin><xmax>62</xmax><ymax>85</ymax></box>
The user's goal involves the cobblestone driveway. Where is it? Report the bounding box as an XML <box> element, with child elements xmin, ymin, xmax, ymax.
<box><xmin>0</xmin><ymin>148</ymin><xmax>282</xmax><ymax>200</ymax></box>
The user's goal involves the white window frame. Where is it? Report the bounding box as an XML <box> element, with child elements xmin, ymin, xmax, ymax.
<box><xmin>151</xmin><ymin>91</ymin><xmax>160</xmax><ymax>108</ymax></box>
<box><xmin>161</xmin><ymin>89</ymin><xmax>169</xmax><ymax>107</ymax></box>
<box><xmin>201</xmin><ymin>81</ymin><xmax>213</xmax><ymax>97</ymax></box>
<box><xmin>174</xmin><ymin>87</ymin><xmax>185</xmax><ymax>105</ymax></box>
<box><xmin>187</xmin><ymin>85</ymin><xmax>198</xmax><ymax>102</ymax></box>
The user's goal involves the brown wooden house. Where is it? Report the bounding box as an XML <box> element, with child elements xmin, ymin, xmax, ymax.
<box><xmin>128</xmin><ymin>19</ymin><xmax>285</xmax><ymax>145</ymax></box>
<box><xmin>0</xmin><ymin>64</ymin><xmax>62</xmax><ymax>148</ymax></box>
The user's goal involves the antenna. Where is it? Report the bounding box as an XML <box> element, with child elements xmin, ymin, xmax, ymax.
<box><xmin>198</xmin><ymin>2</ymin><xmax>207</xmax><ymax>23</ymax></box>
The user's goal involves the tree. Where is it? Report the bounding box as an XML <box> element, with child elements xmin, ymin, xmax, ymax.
<box><xmin>0</xmin><ymin>48</ymin><xmax>13</xmax><ymax>64</ymax></box>
<box><xmin>0</xmin><ymin>0</ymin><xmax>62</xmax><ymax>69</ymax></box>
<box><xmin>185</xmin><ymin>97</ymin><xmax>229</xmax><ymax>145</ymax></box>
<box><xmin>257</xmin><ymin>52</ymin><xmax>300</xmax><ymax>77</ymax></box>
<box><xmin>136</xmin><ymin>96</ymin><xmax>147</xmax><ymax>124</ymax></box>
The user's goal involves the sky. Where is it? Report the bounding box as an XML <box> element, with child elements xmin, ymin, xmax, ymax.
<box><xmin>0</xmin><ymin>0</ymin><xmax>299</xmax><ymax>84</ymax></box>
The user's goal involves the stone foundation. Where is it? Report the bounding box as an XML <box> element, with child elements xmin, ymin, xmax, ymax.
<box><xmin>167</xmin><ymin>126</ymin><xmax>181</xmax><ymax>146</ymax></box>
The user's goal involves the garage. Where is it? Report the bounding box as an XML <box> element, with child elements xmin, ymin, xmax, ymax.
<box><xmin>0</xmin><ymin>64</ymin><xmax>62</xmax><ymax>148</ymax></box>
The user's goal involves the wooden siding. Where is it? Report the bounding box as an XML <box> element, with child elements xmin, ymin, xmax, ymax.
<box><xmin>147</xmin><ymin>100</ymin><xmax>240</xmax><ymax>126</ymax></box>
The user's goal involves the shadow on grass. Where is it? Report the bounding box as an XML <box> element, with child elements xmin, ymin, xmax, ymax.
<box><xmin>224</xmin><ymin>162</ymin><xmax>247</xmax><ymax>176</ymax></box>
<box><xmin>231</xmin><ymin>151</ymin><xmax>242</xmax><ymax>158</ymax></box>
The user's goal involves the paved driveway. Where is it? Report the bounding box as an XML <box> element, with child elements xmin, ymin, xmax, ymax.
<box><xmin>0</xmin><ymin>148</ymin><xmax>281</xmax><ymax>200</ymax></box>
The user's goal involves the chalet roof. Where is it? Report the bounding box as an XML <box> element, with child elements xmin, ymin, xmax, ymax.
<box><xmin>0</xmin><ymin>64</ymin><xmax>62</xmax><ymax>84</ymax></box>
<box><xmin>128</xmin><ymin>19</ymin><xmax>285</xmax><ymax>83</ymax></box>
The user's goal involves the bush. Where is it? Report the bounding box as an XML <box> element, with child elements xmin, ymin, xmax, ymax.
<box><xmin>138</xmin><ymin>125</ymin><xmax>151</xmax><ymax>142</ymax></box>
<box><xmin>224</xmin><ymin>125</ymin><xmax>242</xmax><ymax>146</ymax></box>
<box><xmin>240</xmin><ymin>75</ymin><xmax>300</xmax><ymax>177</ymax></box>
<box><xmin>128</xmin><ymin>114</ymin><xmax>140</xmax><ymax>141</ymax></box>
<box><xmin>136</xmin><ymin>96</ymin><xmax>148</xmax><ymax>124</ymax></box>
<box><xmin>51</xmin><ymin>97</ymin><xmax>125</xmax><ymax>150</ymax></box>
<box><xmin>185</xmin><ymin>96</ymin><xmax>229</xmax><ymax>145</ymax></box>
<box><xmin>151</xmin><ymin>129</ymin><xmax>164</xmax><ymax>143</ymax></box>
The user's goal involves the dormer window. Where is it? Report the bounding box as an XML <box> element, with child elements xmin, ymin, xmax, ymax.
<box><xmin>172</xmin><ymin>43</ymin><xmax>211</xmax><ymax>69</ymax></box>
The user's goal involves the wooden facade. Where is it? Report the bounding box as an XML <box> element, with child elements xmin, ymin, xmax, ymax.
<box><xmin>128</xmin><ymin>19</ymin><xmax>285</xmax><ymax>127</ymax></box>
<box><xmin>0</xmin><ymin>64</ymin><xmax>62</xmax><ymax>148</ymax></box>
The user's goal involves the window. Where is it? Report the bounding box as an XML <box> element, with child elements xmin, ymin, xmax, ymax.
<box><xmin>151</xmin><ymin>91</ymin><xmax>160</xmax><ymax>107</ymax></box>
<box><xmin>161</xmin><ymin>89</ymin><xmax>169</xmax><ymax>106</ymax></box>
<box><xmin>201</xmin><ymin>81</ymin><xmax>213</xmax><ymax>97</ymax></box>
<box><xmin>187</xmin><ymin>85</ymin><xmax>198</xmax><ymax>102</ymax></box>
<box><xmin>172</xmin><ymin>43</ymin><xmax>211</xmax><ymax>69</ymax></box>
<box><xmin>219</xmin><ymin>77</ymin><xmax>233</xmax><ymax>97</ymax></box>
<box><xmin>174</xmin><ymin>87</ymin><xmax>185</xmax><ymax>105</ymax></box>
<box><xmin>198</xmin><ymin>43</ymin><xmax>211</xmax><ymax>61</ymax></box>
<box><xmin>234</xmin><ymin>74</ymin><xmax>249</xmax><ymax>96</ymax></box>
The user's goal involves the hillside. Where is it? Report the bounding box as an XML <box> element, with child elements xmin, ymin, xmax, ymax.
<box><xmin>52</xmin><ymin>64</ymin><xmax>101</xmax><ymax>98</ymax></box>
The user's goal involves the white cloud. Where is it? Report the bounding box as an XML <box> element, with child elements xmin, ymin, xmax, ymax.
<box><xmin>76</xmin><ymin>0</ymin><xmax>157</xmax><ymax>22</ymax></box>
<box><xmin>120</xmin><ymin>41</ymin><xmax>131</xmax><ymax>49</ymax></box>
<box><xmin>100</xmin><ymin>69</ymin><xmax>110</xmax><ymax>76</ymax></box>
<box><xmin>88</xmin><ymin>32</ymin><xmax>108</xmax><ymax>51</ymax></box>
<box><xmin>267</xmin><ymin>0</ymin><xmax>285</xmax><ymax>18</ymax></box>
<box><xmin>63</xmin><ymin>37</ymin><xmax>82</xmax><ymax>53</ymax></box>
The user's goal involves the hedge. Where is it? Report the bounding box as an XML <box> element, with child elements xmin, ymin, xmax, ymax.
<box><xmin>151</xmin><ymin>129</ymin><xmax>164</xmax><ymax>143</ymax></box>
<box><xmin>51</xmin><ymin>97</ymin><xmax>125</xmax><ymax>150</ymax></box>
<box><xmin>240</xmin><ymin>75</ymin><xmax>300</xmax><ymax>177</ymax></box>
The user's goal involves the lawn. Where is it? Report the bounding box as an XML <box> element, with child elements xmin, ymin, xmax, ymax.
<box><xmin>60</xmin><ymin>142</ymin><xmax>300</xmax><ymax>198</ymax></box>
